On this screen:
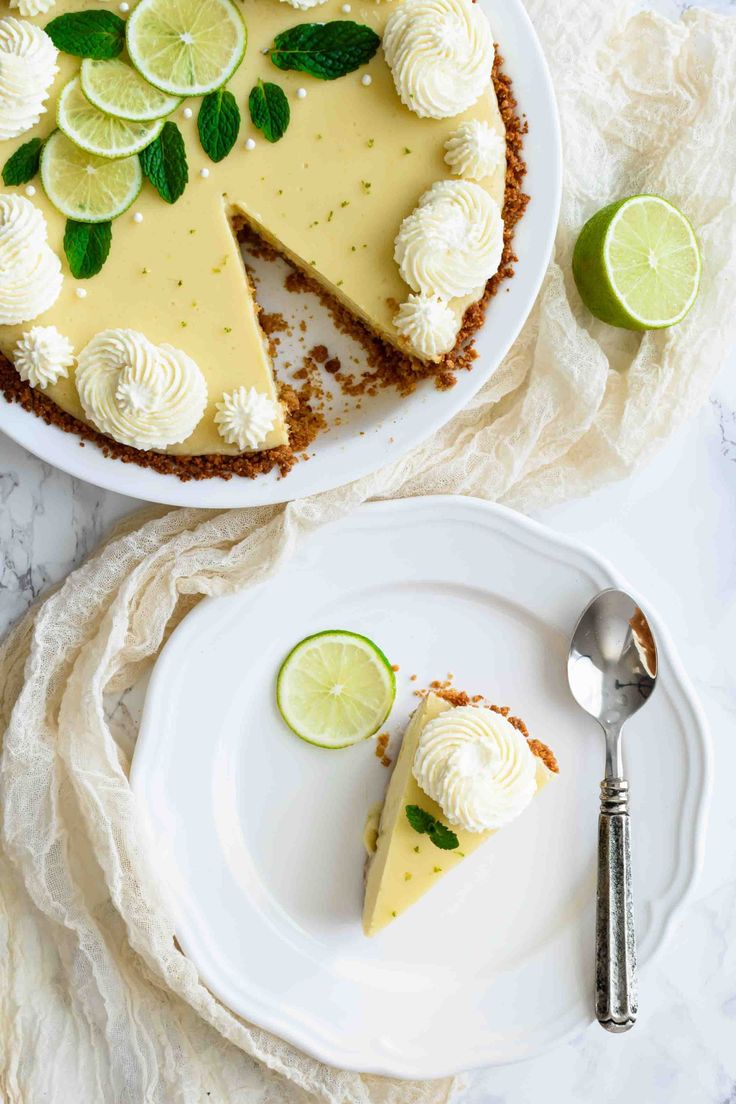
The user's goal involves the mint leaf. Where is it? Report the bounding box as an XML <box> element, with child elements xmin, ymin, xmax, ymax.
<box><xmin>406</xmin><ymin>805</ymin><xmax>436</xmax><ymax>835</ymax></box>
<box><xmin>405</xmin><ymin>805</ymin><xmax>459</xmax><ymax>851</ymax></box>
<box><xmin>248</xmin><ymin>80</ymin><xmax>290</xmax><ymax>144</ymax></box>
<box><xmin>46</xmin><ymin>11</ymin><xmax>125</xmax><ymax>58</ymax></box>
<box><xmin>269</xmin><ymin>21</ymin><xmax>380</xmax><ymax>80</ymax></box>
<box><xmin>198</xmin><ymin>89</ymin><xmax>240</xmax><ymax>163</ymax></box>
<box><xmin>428</xmin><ymin>822</ymin><xmax>459</xmax><ymax>851</ymax></box>
<box><xmin>2</xmin><ymin>138</ymin><xmax>43</xmax><ymax>186</ymax></box>
<box><xmin>140</xmin><ymin>122</ymin><xmax>188</xmax><ymax>204</ymax></box>
<box><xmin>63</xmin><ymin>220</ymin><xmax>112</xmax><ymax>279</ymax></box>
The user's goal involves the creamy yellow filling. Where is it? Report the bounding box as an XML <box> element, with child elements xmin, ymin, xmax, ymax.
<box><xmin>0</xmin><ymin>0</ymin><xmax>505</xmax><ymax>454</ymax></box>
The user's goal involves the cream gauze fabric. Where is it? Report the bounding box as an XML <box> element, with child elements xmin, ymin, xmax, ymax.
<box><xmin>2</xmin><ymin>5</ymin><xmax>736</xmax><ymax>1103</ymax></box>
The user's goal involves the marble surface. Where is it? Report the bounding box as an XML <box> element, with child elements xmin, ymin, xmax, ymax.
<box><xmin>2</xmin><ymin>4</ymin><xmax>736</xmax><ymax>1101</ymax></box>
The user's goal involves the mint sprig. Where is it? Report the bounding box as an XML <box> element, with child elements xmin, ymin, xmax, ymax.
<box><xmin>2</xmin><ymin>138</ymin><xmax>44</xmax><ymax>186</ymax></box>
<box><xmin>405</xmin><ymin>805</ymin><xmax>459</xmax><ymax>851</ymax></box>
<box><xmin>140</xmin><ymin>122</ymin><xmax>188</xmax><ymax>204</ymax></box>
<box><xmin>45</xmin><ymin>11</ymin><xmax>125</xmax><ymax>59</ymax></box>
<box><xmin>248</xmin><ymin>80</ymin><xmax>290</xmax><ymax>144</ymax></box>
<box><xmin>198</xmin><ymin>89</ymin><xmax>241</xmax><ymax>163</ymax></box>
<box><xmin>269</xmin><ymin>21</ymin><xmax>380</xmax><ymax>80</ymax></box>
<box><xmin>63</xmin><ymin>220</ymin><xmax>112</xmax><ymax>279</ymax></box>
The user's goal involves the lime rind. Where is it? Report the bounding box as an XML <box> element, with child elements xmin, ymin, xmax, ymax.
<box><xmin>40</xmin><ymin>130</ymin><xmax>143</xmax><ymax>223</ymax></box>
<box><xmin>80</xmin><ymin>58</ymin><xmax>181</xmax><ymax>122</ymax></box>
<box><xmin>58</xmin><ymin>78</ymin><xmax>164</xmax><ymax>159</ymax></box>
<box><xmin>126</xmin><ymin>0</ymin><xmax>247</xmax><ymax>98</ymax></box>
<box><xmin>277</xmin><ymin>630</ymin><xmax>396</xmax><ymax>749</ymax></box>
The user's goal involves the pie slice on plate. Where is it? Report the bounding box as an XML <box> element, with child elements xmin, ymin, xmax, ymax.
<box><xmin>363</xmin><ymin>691</ymin><xmax>558</xmax><ymax>935</ymax></box>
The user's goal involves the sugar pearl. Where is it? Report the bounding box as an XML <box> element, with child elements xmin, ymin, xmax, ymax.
<box><xmin>183</xmin><ymin>107</ymin><xmax>193</xmax><ymax>119</ymax></box>
<box><xmin>199</xmin><ymin>168</ymin><xmax>210</xmax><ymax>178</ymax></box>
<box><xmin>245</xmin><ymin>138</ymin><xmax>256</xmax><ymax>150</ymax></box>
<box><xmin>296</xmin><ymin>88</ymin><xmax>307</xmax><ymax>100</ymax></box>
<box><xmin>75</xmin><ymin>288</ymin><xmax>87</xmax><ymax>299</ymax></box>
<box><xmin>119</xmin><ymin>2</ymin><xmax>129</xmax><ymax>10</ymax></box>
<box><xmin>133</xmin><ymin>212</ymin><xmax>143</xmax><ymax>223</ymax></box>
<box><xmin>341</xmin><ymin>3</ymin><xmax>351</xmax><ymax>10</ymax></box>
<box><xmin>361</xmin><ymin>74</ymin><xmax>372</xmax><ymax>87</ymax></box>
<box><xmin>24</xmin><ymin>184</ymin><xmax>36</xmax><ymax>196</ymax></box>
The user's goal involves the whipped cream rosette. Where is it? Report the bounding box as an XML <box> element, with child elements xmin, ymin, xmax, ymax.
<box><xmin>13</xmin><ymin>325</ymin><xmax>74</xmax><ymax>389</ymax></box>
<box><xmin>383</xmin><ymin>0</ymin><xmax>494</xmax><ymax>119</ymax></box>
<box><xmin>9</xmin><ymin>0</ymin><xmax>57</xmax><ymax>16</ymax></box>
<box><xmin>0</xmin><ymin>195</ymin><xmax>63</xmax><ymax>325</ymax></box>
<box><xmin>215</xmin><ymin>386</ymin><xmax>278</xmax><ymax>451</ymax></box>
<box><xmin>394</xmin><ymin>293</ymin><xmax>457</xmax><ymax>358</ymax></box>
<box><xmin>395</xmin><ymin>179</ymin><xmax>504</xmax><ymax>300</ymax></box>
<box><xmin>76</xmin><ymin>329</ymin><xmax>208</xmax><ymax>450</ymax></box>
<box><xmin>0</xmin><ymin>17</ymin><xmax>58</xmax><ymax>140</ymax></box>
<box><xmin>444</xmin><ymin>119</ymin><xmax>506</xmax><ymax>182</ymax></box>
<box><xmin>413</xmin><ymin>704</ymin><xmax>539</xmax><ymax>832</ymax></box>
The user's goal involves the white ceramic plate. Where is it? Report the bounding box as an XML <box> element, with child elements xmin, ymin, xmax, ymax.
<box><xmin>0</xmin><ymin>0</ymin><xmax>562</xmax><ymax>507</ymax></box>
<box><xmin>131</xmin><ymin>497</ymin><xmax>711</xmax><ymax>1078</ymax></box>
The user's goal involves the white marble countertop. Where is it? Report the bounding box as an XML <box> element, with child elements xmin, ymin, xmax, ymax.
<box><xmin>2</xmin><ymin>3</ymin><xmax>735</xmax><ymax>1101</ymax></box>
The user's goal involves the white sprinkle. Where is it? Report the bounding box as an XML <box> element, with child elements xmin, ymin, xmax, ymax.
<box><xmin>296</xmin><ymin>88</ymin><xmax>307</xmax><ymax>100</ymax></box>
<box><xmin>119</xmin><ymin>2</ymin><xmax>129</xmax><ymax>10</ymax></box>
<box><xmin>245</xmin><ymin>138</ymin><xmax>256</xmax><ymax>151</ymax></box>
<box><xmin>341</xmin><ymin>2</ymin><xmax>351</xmax><ymax>10</ymax></box>
<box><xmin>183</xmin><ymin>106</ymin><xmax>193</xmax><ymax>119</ymax></box>
<box><xmin>199</xmin><ymin>168</ymin><xmax>210</xmax><ymax>178</ymax></box>
<box><xmin>75</xmin><ymin>288</ymin><xmax>87</xmax><ymax>299</ymax></box>
<box><xmin>133</xmin><ymin>211</ymin><xmax>143</xmax><ymax>223</ymax></box>
<box><xmin>24</xmin><ymin>184</ymin><xmax>36</xmax><ymax>196</ymax></box>
<box><xmin>361</xmin><ymin>74</ymin><xmax>372</xmax><ymax>87</ymax></box>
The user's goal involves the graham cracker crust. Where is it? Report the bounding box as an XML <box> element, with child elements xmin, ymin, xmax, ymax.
<box><xmin>0</xmin><ymin>52</ymin><xmax>529</xmax><ymax>483</ymax></box>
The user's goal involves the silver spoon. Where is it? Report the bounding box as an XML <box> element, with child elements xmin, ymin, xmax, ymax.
<box><xmin>567</xmin><ymin>587</ymin><xmax>658</xmax><ymax>1033</ymax></box>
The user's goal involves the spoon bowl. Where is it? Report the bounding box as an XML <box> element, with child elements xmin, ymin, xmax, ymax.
<box><xmin>569</xmin><ymin>588</ymin><xmax>657</xmax><ymax>763</ymax></box>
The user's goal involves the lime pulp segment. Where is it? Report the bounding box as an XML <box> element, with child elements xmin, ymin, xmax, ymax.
<box><xmin>126</xmin><ymin>0</ymin><xmax>247</xmax><ymax>98</ymax></box>
<box><xmin>58</xmin><ymin>78</ymin><xmax>164</xmax><ymax>158</ymax></box>
<box><xmin>604</xmin><ymin>196</ymin><xmax>701</xmax><ymax>327</ymax></box>
<box><xmin>41</xmin><ymin>130</ymin><xmax>143</xmax><ymax>222</ymax></box>
<box><xmin>80</xmin><ymin>58</ymin><xmax>181</xmax><ymax>122</ymax></box>
<box><xmin>277</xmin><ymin>630</ymin><xmax>396</xmax><ymax>749</ymax></box>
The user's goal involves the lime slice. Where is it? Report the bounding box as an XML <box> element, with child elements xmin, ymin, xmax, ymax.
<box><xmin>57</xmin><ymin>78</ymin><xmax>164</xmax><ymax>159</ymax></box>
<box><xmin>80</xmin><ymin>58</ymin><xmax>181</xmax><ymax>122</ymax></box>
<box><xmin>126</xmin><ymin>0</ymin><xmax>247</xmax><ymax>98</ymax></box>
<box><xmin>41</xmin><ymin>130</ymin><xmax>142</xmax><ymax>222</ymax></box>
<box><xmin>572</xmin><ymin>195</ymin><xmax>701</xmax><ymax>330</ymax></box>
<box><xmin>277</xmin><ymin>630</ymin><xmax>396</xmax><ymax>749</ymax></box>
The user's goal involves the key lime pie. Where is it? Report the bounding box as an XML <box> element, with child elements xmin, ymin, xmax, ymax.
<box><xmin>0</xmin><ymin>0</ymin><xmax>528</xmax><ymax>479</ymax></box>
<box><xmin>364</xmin><ymin>689</ymin><xmax>558</xmax><ymax>935</ymax></box>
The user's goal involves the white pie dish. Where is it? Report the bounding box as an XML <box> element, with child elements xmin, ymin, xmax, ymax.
<box><xmin>0</xmin><ymin>0</ymin><xmax>561</xmax><ymax>507</ymax></box>
<box><xmin>130</xmin><ymin>497</ymin><xmax>711</xmax><ymax>1077</ymax></box>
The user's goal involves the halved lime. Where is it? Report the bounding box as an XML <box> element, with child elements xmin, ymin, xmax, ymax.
<box><xmin>41</xmin><ymin>130</ymin><xmax>142</xmax><ymax>222</ymax></box>
<box><xmin>572</xmin><ymin>195</ymin><xmax>701</xmax><ymax>330</ymax></box>
<box><xmin>80</xmin><ymin>58</ymin><xmax>181</xmax><ymax>122</ymax></box>
<box><xmin>58</xmin><ymin>78</ymin><xmax>164</xmax><ymax>159</ymax></box>
<box><xmin>126</xmin><ymin>0</ymin><xmax>247</xmax><ymax>98</ymax></box>
<box><xmin>277</xmin><ymin>630</ymin><xmax>396</xmax><ymax>749</ymax></box>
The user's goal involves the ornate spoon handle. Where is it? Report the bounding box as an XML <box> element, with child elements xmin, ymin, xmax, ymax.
<box><xmin>595</xmin><ymin>777</ymin><xmax>637</xmax><ymax>1032</ymax></box>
